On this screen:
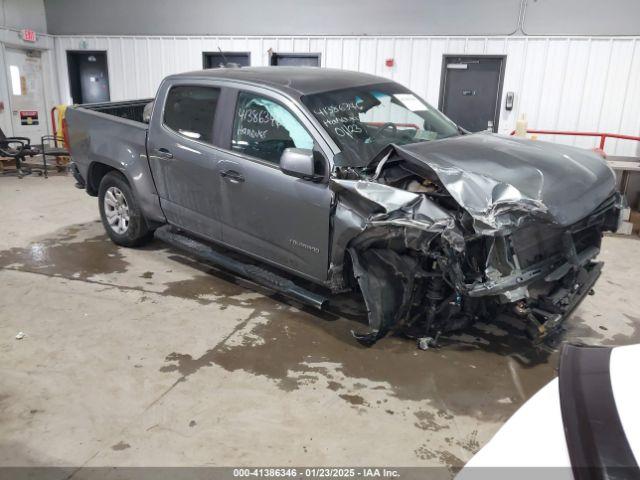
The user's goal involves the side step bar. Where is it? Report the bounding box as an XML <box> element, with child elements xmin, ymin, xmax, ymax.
<box><xmin>154</xmin><ymin>225</ymin><xmax>327</xmax><ymax>309</ymax></box>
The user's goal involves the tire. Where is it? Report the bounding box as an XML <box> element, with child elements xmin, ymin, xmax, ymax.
<box><xmin>98</xmin><ymin>171</ymin><xmax>152</xmax><ymax>247</ymax></box>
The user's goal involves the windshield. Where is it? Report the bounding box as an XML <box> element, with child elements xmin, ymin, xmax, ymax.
<box><xmin>301</xmin><ymin>82</ymin><xmax>459</xmax><ymax>167</ymax></box>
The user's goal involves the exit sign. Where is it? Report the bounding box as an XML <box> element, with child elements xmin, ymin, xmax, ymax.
<box><xmin>20</xmin><ymin>29</ymin><xmax>37</xmax><ymax>42</ymax></box>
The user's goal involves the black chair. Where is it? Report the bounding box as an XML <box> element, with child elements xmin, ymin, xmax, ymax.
<box><xmin>0</xmin><ymin>128</ymin><xmax>70</xmax><ymax>178</ymax></box>
<box><xmin>0</xmin><ymin>127</ymin><xmax>39</xmax><ymax>178</ymax></box>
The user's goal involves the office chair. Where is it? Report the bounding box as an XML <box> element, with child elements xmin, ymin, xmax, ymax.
<box><xmin>0</xmin><ymin>128</ymin><xmax>70</xmax><ymax>178</ymax></box>
<box><xmin>0</xmin><ymin>127</ymin><xmax>38</xmax><ymax>178</ymax></box>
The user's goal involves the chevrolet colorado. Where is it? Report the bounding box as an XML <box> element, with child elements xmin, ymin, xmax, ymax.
<box><xmin>66</xmin><ymin>67</ymin><xmax>621</xmax><ymax>346</ymax></box>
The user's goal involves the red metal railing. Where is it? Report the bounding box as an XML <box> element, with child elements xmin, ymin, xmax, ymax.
<box><xmin>510</xmin><ymin>129</ymin><xmax>640</xmax><ymax>151</ymax></box>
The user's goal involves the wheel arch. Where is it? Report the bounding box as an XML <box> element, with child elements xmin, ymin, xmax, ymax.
<box><xmin>87</xmin><ymin>161</ymin><xmax>120</xmax><ymax>196</ymax></box>
<box><xmin>88</xmin><ymin>160</ymin><xmax>166</xmax><ymax>227</ymax></box>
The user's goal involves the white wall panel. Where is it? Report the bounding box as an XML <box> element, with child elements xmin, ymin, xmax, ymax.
<box><xmin>599</xmin><ymin>39</ymin><xmax>635</xmax><ymax>153</ymax></box>
<box><xmin>425</xmin><ymin>38</ymin><xmax>447</xmax><ymax>105</ymax></box>
<box><xmin>618</xmin><ymin>41</ymin><xmax>640</xmax><ymax>155</ymax></box>
<box><xmin>357</xmin><ymin>38</ymin><xmax>377</xmax><ymax>76</ymax></box>
<box><xmin>408</xmin><ymin>39</ymin><xmax>428</xmax><ymax>100</ymax></box>
<box><xmin>50</xmin><ymin>34</ymin><xmax>640</xmax><ymax>155</ymax></box>
<box><xmin>342</xmin><ymin>39</ymin><xmax>359</xmax><ymax>72</ymax></box>
<box><xmin>466</xmin><ymin>38</ymin><xmax>487</xmax><ymax>55</ymax></box>
<box><xmin>392</xmin><ymin>38</ymin><xmax>412</xmax><ymax>87</ymax></box>
<box><xmin>554</xmin><ymin>39</ymin><xmax>591</xmax><ymax>147</ymax></box>
<box><xmin>499</xmin><ymin>38</ymin><xmax>526</xmax><ymax>131</ymax></box>
<box><xmin>535</xmin><ymin>39</ymin><xmax>567</xmax><ymax>145</ymax></box>
<box><xmin>323</xmin><ymin>38</ymin><xmax>338</xmax><ymax>69</ymax></box>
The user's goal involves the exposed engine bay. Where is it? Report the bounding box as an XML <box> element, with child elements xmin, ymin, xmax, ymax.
<box><xmin>329</xmin><ymin>135</ymin><xmax>622</xmax><ymax>348</ymax></box>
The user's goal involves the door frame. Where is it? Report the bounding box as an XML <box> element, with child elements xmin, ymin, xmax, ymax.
<box><xmin>438</xmin><ymin>54</ymin><xmax>506</xmax><ymax>132</ymax></box>
<box><xmin>2</xmin><ymin>46</ymin><xmax>50</xmax><ymax>141</ymax></box>
<box><xmin>66</xmin><ymin>50</ymin><xmax>110</xmax><ymax>104</ymax></box>
<box><xmin>0</xmin><ymin>44</ymin><xmax>11</xmax><ymax>136</ymax></box>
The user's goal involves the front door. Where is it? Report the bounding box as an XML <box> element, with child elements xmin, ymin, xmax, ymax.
<box><xmin>4</xmin><ymin>48</ymin><xmax>48</xmax><ymax>143</ymax></box>
<box><xmin>217</xmin><ymin>90</ymin><xmax>332</xmax><ymax>282</ymax></box>
<box><xmin>147</xmin><ymin>84</ymin><xmax>225</xmax><ymax>241</ymax></box>
<box><xmin>439</xmin><ymin>55</ymin><xmax>505</xmax><ymax>133</ymax></box>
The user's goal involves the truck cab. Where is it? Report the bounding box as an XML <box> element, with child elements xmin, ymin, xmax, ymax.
<box><xmin>146</xmin><ymin>72</ymin><xmax>339</xmax><ymax>284</ymax></box>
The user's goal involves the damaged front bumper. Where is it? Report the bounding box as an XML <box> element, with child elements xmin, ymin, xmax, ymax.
<box><xmin>463</xmin><ymin>193</ymin><xmax>619</xmax><ymax>302</ymax></box>
<box><xmin>345</xmin><ymin>197</ymin><xmax>617</xmax><ymax>346</ymax></box>
<box><xmin>329</xmin><ymin>137</ymin><xmax>621</xmax><ymax>347</ymax></box>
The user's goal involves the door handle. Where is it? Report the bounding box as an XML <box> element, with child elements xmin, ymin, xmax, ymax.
<box><xmin>220</xmin><ymin>169</ymin><xmax>245</xmax><ymax>183</ymax></box>
<box><xmin>155</xmin><ymin>147</ymin><xmax>173</xmax><ymax>159</ymax></box>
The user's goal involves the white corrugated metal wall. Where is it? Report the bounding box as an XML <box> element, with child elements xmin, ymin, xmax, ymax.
<box><xmin>52</xmin><ymin>35</ymin><xmax>640</xmax><ymax>155</ymax></box>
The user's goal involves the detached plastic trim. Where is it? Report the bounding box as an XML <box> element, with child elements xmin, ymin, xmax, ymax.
<box><xmin>559</xmin><ymin>344</ymin><xmax>639</xmax><ymax>479</ymax></box>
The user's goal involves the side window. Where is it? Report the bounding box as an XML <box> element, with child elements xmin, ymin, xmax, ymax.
<box><xmin>163</xmin><ymin>86</ymin><xmax>221</xmax><ymax>144</ymax></box>
<box><xmin>231</xmin><ymin>92</ymin><xmax>314</xmax><ymax>164</ymax></box>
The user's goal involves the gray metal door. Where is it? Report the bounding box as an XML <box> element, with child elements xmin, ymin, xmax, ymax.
<box><xmin>439</xmin><ymin>56</ymin><xmax>505</xmax><ymax>132</ymax></box>
<box><xmin>147</xmin><ymin>83</ymin><xmax>226</xmax><ymax>241</ymax></box>
<box><xmin>203</xmin><ymin>52</ymin><xmax>250</xmax><ymax>68</ymax></box>
<box><xmin>270</xmin><ymin>53</ymin><xmax>320</xmax><ymax>66</ymax></box>
<box><xmin>217</xmin><ymin>90</ymin><xmax>332</xmax><ymax>283</ymax></box>
<box><xmin>67</xmin><ymin>51</ymin><xmax>110</xmax><ymax>104</ymax></box>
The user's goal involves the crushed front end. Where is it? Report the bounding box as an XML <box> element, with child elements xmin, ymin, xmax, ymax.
<box><xmin>446</xmin><ymin>194</ymin><xmax>619</xmax><ymax>341</ymax></box>
<box><xmin>329</xmin><ymin>134</ymin><xmax>621</xmax><ymax>347</ymax></box>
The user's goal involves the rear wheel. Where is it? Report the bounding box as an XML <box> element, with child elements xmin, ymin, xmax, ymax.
<box><xmin>98</xmin><ymin>171</ymin><xmax>152</xmax><ymax>247</ymax></box>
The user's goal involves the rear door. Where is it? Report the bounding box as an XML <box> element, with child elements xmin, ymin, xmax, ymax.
<box><xmin>215</xmin><ymin>88</ymin><xmax>333</xmax><ymax>283</ymax></box>
<box><xmin>147</xmin><ymin>81</ymin><xmax>229</xmax><ymax>241</ymax></box>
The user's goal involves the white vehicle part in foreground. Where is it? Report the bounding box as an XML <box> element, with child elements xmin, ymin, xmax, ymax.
<box><xmin>460</xmin><ymin>378</ymin><xmax>571</xmax><ymax>472</ymax></box>
<box><xmin>460</xmin><ymin>343</ymin><xmax>640</xmax><ymax>474</ymax></box>
<box><xmin>610</xmin><ymin>344</ymin><xmax>640</xmax><ymax>463</ymax></box>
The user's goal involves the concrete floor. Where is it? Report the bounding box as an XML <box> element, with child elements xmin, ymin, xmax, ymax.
<box><xmin>0</xmin><ymin>175</ymin><xmax>639</xmax><ymax>471</ymax></box>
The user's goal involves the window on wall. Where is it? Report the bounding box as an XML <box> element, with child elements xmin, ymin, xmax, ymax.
<box><xmin>163</xmin><ymin>86</ymin><xmax>221</xmax><ymax>144</ymax></box>
<box><xmin>9</xmin><ymin>65</ymin><xmax>22</xmax><ymax>95</ymax></box>
<box><xmin>269</xmin><ymin>53</ymin><xmax>320</xmax><ymax>67</ymax></box>
<box><xmin>203</xmin><ymin>52</ymin><xmax>250</xmax><ymax>69</ymax></box>
<box><xmin>231</xmin><ymin>92</ymin><xmax>314</xmax><ymax>164</ymax></box>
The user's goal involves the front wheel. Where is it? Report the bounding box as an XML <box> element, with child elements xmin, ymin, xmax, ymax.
<box><xmin>98</xmin><ymin>171</ymin><xmax>152</xmax><ymax>247</ymax></box>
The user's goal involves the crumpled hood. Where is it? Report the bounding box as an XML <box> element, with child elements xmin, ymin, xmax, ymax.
<box><xmin>391</xmin><ymin>133</ymin><xmax>617</xmax><ymax>232</ymax></box>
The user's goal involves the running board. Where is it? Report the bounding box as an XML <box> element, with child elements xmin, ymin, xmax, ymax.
<box><xmin>154</xmin><ymin>225</ymin><xmax>327</xmax><ymax>309</ymax></box>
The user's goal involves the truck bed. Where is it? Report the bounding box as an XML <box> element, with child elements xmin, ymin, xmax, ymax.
<box><xmin>78</xmin><ymin>99</ymin><xmax>153</xmax><ymax>124</ymax></box>
<box><xmin>66</xmin><ymin>98</ymin><xmax>165</xmax><ymax>225</ymax></box>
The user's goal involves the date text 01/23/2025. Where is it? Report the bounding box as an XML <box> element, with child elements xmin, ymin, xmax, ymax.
<box><xmin>233</xmin><ymin>468</ymin><xmax>401</xmax><ymax>478</ymax></box>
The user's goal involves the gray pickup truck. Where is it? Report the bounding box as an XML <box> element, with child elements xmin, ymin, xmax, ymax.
<box><xmin>66</xmin><ymin>67</ymin><xmax>621</xmax><ymax>347</ymax></box>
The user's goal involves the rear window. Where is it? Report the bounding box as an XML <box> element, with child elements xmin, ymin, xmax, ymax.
<box><xmin>163</xmin><ymin>86</ymin><xmax>221</xmax><ymax>144</ymax></box>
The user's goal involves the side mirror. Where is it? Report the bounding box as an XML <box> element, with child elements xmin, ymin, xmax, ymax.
<box><xmin>280</xmin><ymin>148</ymin><xmax>319</xmax><ymax>180</ymax></box>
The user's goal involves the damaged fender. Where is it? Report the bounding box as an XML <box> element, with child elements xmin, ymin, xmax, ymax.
<box><xmin>331</xmin><ymin>179</ymin><xmax>463</xmax><ymax>344</ymax></box>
